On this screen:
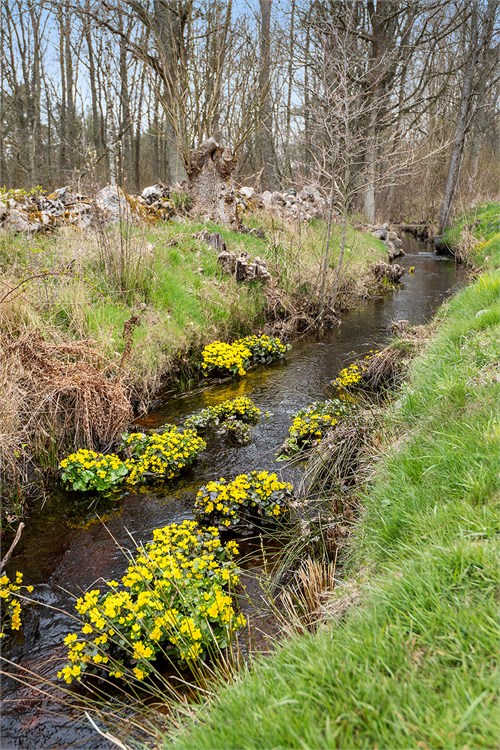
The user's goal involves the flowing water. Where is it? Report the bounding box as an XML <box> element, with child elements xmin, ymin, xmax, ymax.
<box><xmin>0</xmin><ymin>236</ymin><xmax>466</xmax><ymax>749</ymax></box>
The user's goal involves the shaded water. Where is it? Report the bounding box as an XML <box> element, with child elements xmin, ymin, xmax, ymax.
<box><xmin>1</xmin><ymin>237</ymin><xmax>466</xmax><ymax>749</ymax></box>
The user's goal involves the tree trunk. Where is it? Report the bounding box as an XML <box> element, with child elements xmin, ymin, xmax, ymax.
<box><xmin>188</xmin><ymin>137</ymin><xmax>239</xmax><ymax>225</ymax></box>
<box><xmin>256</xmin><ymin>0</ymin><xmax>278</xmax><ymax>190</ymax></box>
<box><xmin>438</xmin><ymin>2</ymin><xmax>480</xmax><ymax>234</ymax></box>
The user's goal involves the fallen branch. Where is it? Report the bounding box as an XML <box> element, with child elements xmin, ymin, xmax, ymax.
<box><xmin>0</xmin><ymin>522</ymin><xmax>25</xmax><ymax>573</ymax></box>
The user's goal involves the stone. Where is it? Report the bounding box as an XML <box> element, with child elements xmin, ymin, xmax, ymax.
<box><xmin>387</xmin><ymin>230</ymin><xmax>399</xmax><ymax>241</ymax></box>
<box><xmin>95</xmin><ymin>185</ymin><xmax>132</xmax><ymax>222</ymax></box>
<box><xmin>271</xmin><ymin>191</ymin><xmax>286</xmax><ymax>206</ymax></box>
<box><xmin>239</xmin><ymin>186</ymin><xmax>255</xmax><ymax>200</ymax></box>
<box><xmin>0</xmin><ymin>201</ymin><xmax>7</xmax><ymax>221</ymax></box>
<box><xmin>261</xmin><ymin>191</ymin><xmax>273</xmax><ymax>208</ymax></box>
<box><xmin>3</xmin><ymin>209</ymin><xmax>40</xmax><ymax>233</ymax></box>
<box><xmin>141</xmin><ymin>183</ymin><xmax>169</xmax><ymax>204</ymax></box>
<box><xmin>372</xmin><ymin>261</ymin><xmax>405</xmax><ymax>283</ymax></box>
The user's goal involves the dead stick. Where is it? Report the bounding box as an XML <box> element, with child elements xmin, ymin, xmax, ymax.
<box><xmin>0</xmin><ymin>522</ymin><xmax>25</xmax><ymax>573</ymax></box>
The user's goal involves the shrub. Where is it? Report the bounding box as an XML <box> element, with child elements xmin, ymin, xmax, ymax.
<box><xmin>0</xmin><ymin>571</ymin><xmax>34</xmax><ymax>639</ymax></box>
<box><xmin>278</xmin><ymin>399</ymin><xmax>354</xmax><ymax>459</ymax></box>
<box><xmin>58</xmin><ymin>520</ymin><xmax>245</xmax><ymax>684</ymax></box>
<box><xmin>194</xmin><ymin>471</ymin><xmax>293</xmax><ymax>530</ymax></box>
<box><xmin>59</xmin><ymin>449</ymin><xmax>129</xmax><ymax>492</ymax></box>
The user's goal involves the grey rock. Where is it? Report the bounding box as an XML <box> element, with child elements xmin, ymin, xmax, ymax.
<box><xmin>4</xmin><ymin>209</ymin><xmax>40</xmax><ymax>233</ymax></box>
<box><xmin>95</xmin><ymin>185</ymin><xmax>131</xmax><ymax>222</ymax></box>
<box><xmin>141</xmin><ymin>183</ymin><xmax>169</xmax><ymax>204</ymax></box>
<box><xmin>239</xmin><ymin>186</ymin><xmax>255</xmax><ymax>200</ymax></box>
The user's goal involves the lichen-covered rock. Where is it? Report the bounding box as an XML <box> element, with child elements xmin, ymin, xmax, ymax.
<box><xmin>3</xmin><ymin>209</ymin><xmax>40</xmax><ymax>233</ymax></box>
<box><xmin>94</xmin><ymin>185</ymin><xmax>132</xmax><ymax>223</ymax></box>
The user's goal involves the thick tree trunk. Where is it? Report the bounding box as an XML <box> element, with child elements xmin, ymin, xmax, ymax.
<box><xmin>188</xmin><ymin>137</ymin><xmax>238</xmax><ymax>225</ymax></box>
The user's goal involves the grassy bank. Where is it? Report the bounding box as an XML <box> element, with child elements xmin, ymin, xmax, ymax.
<box><xmin>168</xmin><ymin>212</ymin><xmax>500</xmax><ymax>748</ymax></box>
<box><xmin>0</xmin><ymin>211</ymin><xmax>386</xmax><ymax>519</ymax></box>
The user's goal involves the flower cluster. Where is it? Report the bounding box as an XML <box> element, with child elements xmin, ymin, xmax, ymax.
<box><xmin>201</xmin><ymin>340</ymin><xmax>252</xmax><ymax>377</ymax></box>
<box><xmin>278</xmin><ymin>399</ymin><xmax>354</xmax><ymax>458</ymax></box>
<box><xmin>121</xmin><ymin>427</ymin><xmax>206</xmax><ymax>485</ymax></box>
<box><xmin>332</xmin><ymin>352</ymin><xmax>380</xmax><ymax>392</ymax></box>
<box><xmin>58</xmin><ymin>520</ymin><xmax>245</xmax><ymax>684</ymax></box>
<box><xmin>59</xmin><ymin>449</ymin><xmax>129</xmax><ymax>492</ymax></box>
<box><xmin>236</xmin><ymin>334</ymin><xmax>290</xmax><ymax>365</ymax></box>
<box><xmin>0</xmin><ymin>571</ymin><xmax>34</xmax><ymax>639</ymax></box>
<box><xmin>184</xmin><ymin>396</ymin><xmax>261</xmax><ymax>444</ymax></box>
<box><xmin>60</xmin><ymin>427</ymin><xmax>206</xmax><ymax>492</ymax></box>
<box><xmin>200</xmin><ymin>335</ymin><xmax>290</xmax><ymax>377</ymax></box>
<box><xmin>332</xmin><ymin>363</ymin><xmax>363</xmax><ymax>390</ymax></box>
<box><xmin>194</xmin><ymin>471</ymin><xmax>293</xmax><ymax>530</ymax></box>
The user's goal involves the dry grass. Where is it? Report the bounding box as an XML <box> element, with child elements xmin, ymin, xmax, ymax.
<box><xmin>0</xmin><ymin>329</ymin><xmax>132</xmax><ymax>517</ymax></box>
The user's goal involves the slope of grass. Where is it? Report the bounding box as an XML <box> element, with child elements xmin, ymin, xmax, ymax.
<box><xmin>169</xmin><ymin>268</ymin><xmax>500</xmax><ymax>746</ymax></box>
<box><xmin>443</xmin><ymin>201</ymin><xmax>500</xmax><ymax>268</ymax></box>
<box><xmin>0</xmin><ymin>214</ymin><xmax>386</xmax><ymax>395</ymax></box>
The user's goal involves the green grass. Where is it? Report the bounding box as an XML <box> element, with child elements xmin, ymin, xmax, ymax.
<box><xmin>168</xmin><ymin>265</ymin><xmax>500</xmax><ymax>746</ymax></box>
<box><xmin>443</xmin><ymin>201</ymin><xmax>500</xmax><ymax>268</ymax></box>
<box><xmin>0</xmin><ymin>214</ymin><xmax>386</xmax><ymax>394</ymax></box>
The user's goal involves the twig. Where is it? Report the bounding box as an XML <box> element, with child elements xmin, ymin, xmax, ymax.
<box><xmin>85</xmin><ymin>712</ymin><xmax>131</xmax><ymax>750</ymax></box>
<box><xmin>0</xmin><ymin>522</ymin><xmax>25</xmax><ymax>573</ymax></box>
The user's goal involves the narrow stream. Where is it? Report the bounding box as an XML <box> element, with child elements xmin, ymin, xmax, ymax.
<box><xmin>1</xmin><ymin>236</ymin><xmax>466</xmax><ymax>749</ymax></box>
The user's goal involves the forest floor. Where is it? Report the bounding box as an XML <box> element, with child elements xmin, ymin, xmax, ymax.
<box><xmin>0</xmin><ymin>210</ymin><xmax>387</xmax><ymax>521</ymax></box>
<box><xmin>166</xmin><ymin>203</ymin><xmax>500</xmax><ymax>749</ymax></box>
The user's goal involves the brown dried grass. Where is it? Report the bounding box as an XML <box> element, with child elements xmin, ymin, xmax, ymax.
<box><xmin>0</xmin><ymin>329</ymin><xmax>132</xmax><ymax>517</ymax></box>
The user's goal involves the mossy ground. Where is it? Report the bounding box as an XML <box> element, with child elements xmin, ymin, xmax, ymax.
<box><xmin>167</xmin><ymin>212</ymin><xmax>500</xmax><ymax>749</ymax></box>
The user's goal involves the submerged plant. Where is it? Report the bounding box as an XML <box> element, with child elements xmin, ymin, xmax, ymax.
<box><xmin>0</xmin><ymin>571</ymin><xmax>34</xmax><ymax>639</ymax></box>
<box><xmin>194</xmin><ymin>471</ymin><xmax>293</xmax><ymax>530</ymax></box>
<box><xmin>58</xmin><ymin>520</ymin><xmax>245</xmax><ymax>685</ymax></box>
<box><xmin>278</xmin><ymin>399</ymin><xmax>354</xmax><ymax>459</ymax></box>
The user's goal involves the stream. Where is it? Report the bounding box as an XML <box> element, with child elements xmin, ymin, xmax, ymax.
<box><xmin>0</xmin><ymin>236</ymin><xmax>466</xmax><ymax>749</ymax></box>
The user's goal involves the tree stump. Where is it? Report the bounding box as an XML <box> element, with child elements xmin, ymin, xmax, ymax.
<box><xmin>188</xmin><ymin>137</ymin><xmax>239</xmax><ymax>226</ymax></box>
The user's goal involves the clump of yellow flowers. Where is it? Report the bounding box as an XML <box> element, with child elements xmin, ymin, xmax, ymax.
<box><xmin>194</xmin><ymin>470</ymin><xmax>292</xmax><ymax>530</ymax></box>
<box><xmin>278</xmin><ymin>399</ymin><xmax>354</xmax><ymax>458</ymax></box>
<box><xmin>58</xmin><ymin>520</ymin><xmax>245</xmax><ymax>684</ymax></box>
<box><xmin>332</xmin><ymin>362</ymin><xmax>363</xmax><ymax>390</ymax></box>
<box><xmin>331</xmin><ymin>352</ymin><xmax>380</xmax><ymax>393</ymax></box>
<box><xmin>201</xmin><ymin>334</ymin><xmax>290</xmax><ymax>377</ymax></box>
<box><xmin>59</xmin><ymin>449</ymin><xmax>129</xmax><ymax>492</ymax></box>
<box><xmin>59</xmin><ymin>427</ymin><xmax>206</xmax><ymax>492</ymax></box>
<box><xmin>0</xmin><ymin>571</ymin><xmax>34</xmax><ymax>639</ymax></box>
<box><xmin>121</xmin><ymin>426</ymin><xmax>206</xmax><ymax>485</ymax></box>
